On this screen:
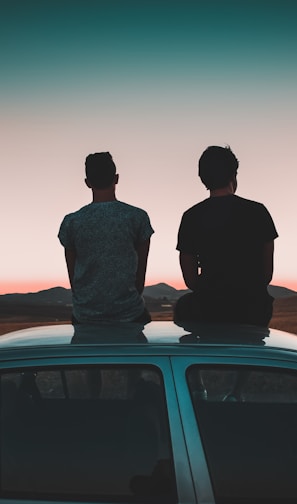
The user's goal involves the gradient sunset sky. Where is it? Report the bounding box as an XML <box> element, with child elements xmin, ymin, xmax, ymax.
<box><xmin>1</xmin><ymin>0</ymin><xmax>297</xmax><ymax>294</ymax></box>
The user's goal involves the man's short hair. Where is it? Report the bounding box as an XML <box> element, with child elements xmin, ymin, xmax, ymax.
<box><xmin>198</xmin><ymin>146</ymin><xmax>239</xmax><ymax>190</ymax></box>
<box><xmin>85</xmin><ymin>152</ymin><xmax>116</xmax><ymax>189</ymax></box>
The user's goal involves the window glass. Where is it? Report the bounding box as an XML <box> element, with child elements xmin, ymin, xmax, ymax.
<box><xmin>1</xmin><ymin>365</ymin><xmax>176</xmax><ymax>502</ymax></box>
<box><xmin>187</xmin><ymin>365</ymin><xmax>297</xmax><ymax>504</ymax></box>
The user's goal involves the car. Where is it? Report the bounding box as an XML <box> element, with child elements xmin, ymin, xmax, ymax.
<box><xmin>0</xmin><ymin>320</ymin><xmax>296</xmax><ymax>504</ymax></box>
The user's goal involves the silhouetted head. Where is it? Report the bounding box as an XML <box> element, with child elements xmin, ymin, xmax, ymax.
<box><xmin>85</xmin><ymin>152</ymin><xmax>117</xmax><ymax>189</ymax></box>
<box><xmin>198</xmin><ymin>146</ymin><xmax>239</xmax><ymax>190</ymax></box>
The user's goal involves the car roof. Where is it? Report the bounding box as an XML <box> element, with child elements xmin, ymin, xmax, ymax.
<box><xmin>0</xmin><ymin>321</ymin><xmax>296</xmax><ymax>356</ymax></box>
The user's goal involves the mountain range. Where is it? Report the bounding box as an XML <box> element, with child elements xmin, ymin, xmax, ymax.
<box><xmin>0</xmin><ymin>282</ymin><xmax>296</xmax><ymax>307</ymax></box>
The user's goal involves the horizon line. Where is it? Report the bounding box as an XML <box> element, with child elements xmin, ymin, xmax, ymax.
<box><xmin>1</xmin><ymin>280</ymin><xmax>297</xmax><ymax>296</ymax></box>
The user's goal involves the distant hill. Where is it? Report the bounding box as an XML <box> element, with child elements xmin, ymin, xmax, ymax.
<box><xmin>143</xmin><ymin>283</ymin><xmax>189</xmax><ymax>300</ymax></box>
<box><xmin>1</xmin><ymin>287</ymin><xmax>72</xmax><ymax>305</ymax></box>
<box><xmin>267</xmin><ymin>285</ymin><xmax>297</xmax><ymax>298</ymax></box>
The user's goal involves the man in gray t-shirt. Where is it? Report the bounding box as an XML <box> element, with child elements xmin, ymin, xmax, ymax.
<box><xmin>58</xmin><ymin>152</ymin><xmax>154</xmax><ymax>323</ymax></box>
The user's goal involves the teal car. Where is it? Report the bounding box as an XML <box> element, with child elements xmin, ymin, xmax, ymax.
<box><xmin>0</xmin><ymin>321</ymin><xmax>296</xmax><ymax>504</ymax></box>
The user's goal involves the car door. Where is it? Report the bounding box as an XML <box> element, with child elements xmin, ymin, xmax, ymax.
<box><xmin>172</xmin><ymin>354</ymin><xmax>297</xmax><ymax>504</ymax></box>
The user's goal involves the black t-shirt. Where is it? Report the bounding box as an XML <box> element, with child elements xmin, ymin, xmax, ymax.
<box><xmin>177</xmin><ymin>195</ymin><xmax>278</xmax><ymax>293</ymax></box>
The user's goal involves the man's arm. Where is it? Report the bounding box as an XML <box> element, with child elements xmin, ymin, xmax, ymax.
<box><xmin>65</xmin><ymin>247</ymin><xmax>76</xmax><ymax>291</ymax></box>
<box><xmin>179</xmin><ymin>252</ymin><xmax>200</xmax><ymax>291</ymax></box>
<box><xmin>263</xmin><ymin>241</ymin><xmax>274</xmax><ymax>285</ymax></box>
<box><xmin>135</xmin><ymin>239</ymin><xmax>151</xmax><ymax>294</ymax></box>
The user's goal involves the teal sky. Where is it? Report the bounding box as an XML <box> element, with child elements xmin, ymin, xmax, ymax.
<box><xmin>2</xmin><ymin>2</ymin><xmax>297</xmax><ymax>95</ymax></box>
<box><xmin>1</xmin><ymin>1</ymin><xmax>297</xmax><ymax>293</ymax></box>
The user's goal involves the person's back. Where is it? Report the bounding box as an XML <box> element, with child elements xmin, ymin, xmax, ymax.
<box><xmin>58</xmin><ymin>152</ymin><xmax>154</xmax><ymax>323</ymax></box>
<box><xmin>175</xmin><ymin>146</ymin><xmax>278</xmax><ymax>326</ymax></box>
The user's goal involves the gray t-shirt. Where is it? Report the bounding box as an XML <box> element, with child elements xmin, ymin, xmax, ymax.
<box><xmin>58</xmin><ymin>201</ymin><xmax>154</xmax><ymax>322</ymax></box>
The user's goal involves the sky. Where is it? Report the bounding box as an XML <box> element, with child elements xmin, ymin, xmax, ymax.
<box><xmin>1</xmin><ymin>0</ymin><xmax>297</xmax><ymax>294</ymax></box>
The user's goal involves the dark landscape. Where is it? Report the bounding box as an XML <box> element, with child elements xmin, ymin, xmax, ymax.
<box><xmin>0</xmin><ymin>283</ymin><xmax>296</xmax><ymax>335</ymax></box>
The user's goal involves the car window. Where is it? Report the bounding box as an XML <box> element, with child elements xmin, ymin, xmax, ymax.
<box><xmin>1</xmin><ymin>365</ymin><xmax>177</xmax><ymax>502</ymax></box>
<box><xmin>187</xmin><ymin>365</ymin><xmax>297</xmax><ymax>504</ymax></box>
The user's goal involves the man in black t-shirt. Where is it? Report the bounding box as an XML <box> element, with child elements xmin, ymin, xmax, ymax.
<box><xmin>175</xmin><ymin>146</ymin><xmax>278</xmax><ymax>326</ymax></box>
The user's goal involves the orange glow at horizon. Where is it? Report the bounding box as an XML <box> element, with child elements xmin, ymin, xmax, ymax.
<box><xmin>0</xmin><ymin>279</ymin><xmax>70</xmax><ymax>295</ymax></box>
<box><xmin>276</xmin><ymin>279</ymin><xmax>297</xmax><ymax>292</ymax></box>
<box><xmin>0</xmin><ymin>278</ymin><xmax>185</xmax><ymax>295</ymax></box>
<box><xmin>1</xmin><ymin>277</ymin><xmax>297</xmax><ymax>296</ymax></box>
